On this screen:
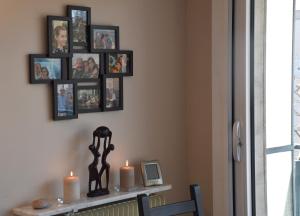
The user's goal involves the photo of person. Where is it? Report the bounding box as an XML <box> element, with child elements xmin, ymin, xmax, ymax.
<box><xmin>105</xmin><ymin>78</ymin><xmax>120</xmax><ymax>108</ymax></box>
<box><xmin>30</xmin><ymin>55</ymin><xmax>62</xmax><ymax>83</ymax></box>
<box><xmin>108</xmin><ymin>54</ymin><xmax>129</xmax><ymax>74</ymax></box>
<box><xmin>71</xmin><ymin>53</ymin><xmax>100</xmax><ymax>79</ymax></box>
<box><xmin>51</xmin><ymin>19</ymin><xmax>69</xmax><ymax>55</ymax></box>
<box><xmin>40</xmin><ymin>67</ymin><xmax>49</xmax><ymax>80</ymax></box>
<box><xmin>78</xmin><ymin>87</ymin><xmax>100</xmax><ymax>111</ymax></box>
<box><xmin>93</xmin><ymin>29</ymin><xmax>116</xmax><ymax>49</ymax></box>
<box><xmin>71</xmin><ymin>10</ymin><xmax>87</xmax><ymax>43</ymax></box>
<box><xmin>57</xmin><ymin>84</ymin><xmax>74</xmax><ymax>117</ymax></box>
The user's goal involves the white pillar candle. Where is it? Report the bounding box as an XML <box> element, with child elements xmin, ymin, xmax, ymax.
<box><xmin>120</xmin><ymin>160</ymin><xmax>135</xmax><ymax>191</ymax></box>
<box><xmin>64</xmin><ymin>171</ymin><xmax>80</xmax><ymax>203</ymax></box>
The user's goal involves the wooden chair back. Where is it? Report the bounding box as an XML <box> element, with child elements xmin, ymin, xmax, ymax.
<box><xmin>137</xmin><ymin>184</ymin><xmax>204</xmax><ymax>216</ymax></box>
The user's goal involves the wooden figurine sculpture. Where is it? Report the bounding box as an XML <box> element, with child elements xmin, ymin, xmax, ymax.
<box><xmin>87</xmin><ymin>126</ymin><xmax>115</xmax><ymax>197</ymax></box>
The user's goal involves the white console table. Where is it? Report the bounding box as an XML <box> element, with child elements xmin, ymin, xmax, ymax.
<box><xmin>12</xmin><ymin>185</ymin><xmax>172</xmax><ymax>216</ymax></box>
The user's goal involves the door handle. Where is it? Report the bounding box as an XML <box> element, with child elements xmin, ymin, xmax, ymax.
<box><xmin>233</xmin><ymin>121</ymin><xmax>242</xmax><ymax>162</ymax></box>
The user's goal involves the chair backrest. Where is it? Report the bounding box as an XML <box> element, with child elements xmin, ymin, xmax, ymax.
<box><xmin>137</xmin><ymin>184</ymin><xmax>204</xmax><ymax>216</ymax></box>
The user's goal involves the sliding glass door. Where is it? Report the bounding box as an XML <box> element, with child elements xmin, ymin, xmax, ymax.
<box><xmin>252</xmin><ymin>0</ymin><xmax>296</xmax><ymax>215</ymax></box>
<box><xmin>233</xmin><ymin>0</ymin><xmax>295</xmax><ymax>215</ymax></box>
<box><xmin>226</xmin><ymin>0</ymin><xmax>298</xmax><ymax>215</ymax></box>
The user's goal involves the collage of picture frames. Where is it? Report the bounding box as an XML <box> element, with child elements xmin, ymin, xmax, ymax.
<box><xmin>29</xmin><ymin>5</ymin><xmax>133</xmax><ymax>121</ymax></box>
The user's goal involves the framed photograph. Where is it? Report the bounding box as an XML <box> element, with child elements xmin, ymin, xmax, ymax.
<box><xmin>67</xmin><ymin>5</ymin><xmax>91</xmax><ymax>52</ymax></box>
<box><xmin>69</xmin><ymin>53</ymin><xmax>102</xmax><ymax>81</ymax></box>
<box><xmin>90</xmin><ymin>25</ymin><xmax>119</xmax><ymax>52</ymax></box>
<box><xmin>77</xmin><ymin>83</ymin><xmax>101</xmax><ymax>113</ymax></box>
<box><xmin>53</xmin><ymin>80</ymin><xmax>78</xmax><ymax>120</ymax></box>
<box><xmin>106</xmin><ymin>50</ymin><xmax>133</xmax><ymax>76</ymax></box>
<box><xmin>102</xmin><ymin>74</ymin><xmax>123</xmax><ymax>111</ymax></box>
<box><xmin>29</xmin><ymin>54</ymin><xmax>63</xmax><ymax>83</ymax></box>
<box><xmin>141</xmin><ymin>160</ymin><xmax>163</xmax><ymax>187</ymax></box>
<box><xmin>48</xmin><ymin>16</ymin><xmax>72</xmax><ymax>57</ymax></box>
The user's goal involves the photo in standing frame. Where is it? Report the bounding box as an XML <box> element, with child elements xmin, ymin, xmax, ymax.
<box><xmin>67</xmin><ymin>5</ymin><xmax>91</xmax><ymax>51</ymax></box>
<box><xmin>102</xmin><ymin>74</ymin><xmax>123</xmax><ymax>111</ymax></box>
<box><xmin>106</xmin><ymin>50</ymin><xmax>133</xmax><ymax>76</ymax></box>
<box><xmin>77</xmin><ymin>83</ymin><xmax>101</xmax><ymax>113</ymax></box>
<box><xmin>90</xmin><ymin>25</ymin><xmax>119</xmax><ymax>52</ymax></box>
<box><xmin>53</xmin><ymin>80</ymin><xmax>78</xmax><ymax>120</ymax></box>
<box><xmin>69</xmin><ymin>53</ymin><xmax>101</xmax><ymax>80</ymax></box>
<box><xmin>48</xmin><ymin>16</ymin><xmax>72</xmax><ymax>57</ymax></box>
<box><xmin>29</xmin><ymin>54</ymin><xmax>63</xmax><ymax>83</ymax></box>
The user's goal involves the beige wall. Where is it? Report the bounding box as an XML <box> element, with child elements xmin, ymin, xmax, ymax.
<box><xmin>0</xmin><ymin>0</ymin><xmax>190</xmax><ymax>215</ymax></box>
<box><xmin>185</xmin><ymin>0</ymin><xmax>212</xmax><ymax>215</ymax></box>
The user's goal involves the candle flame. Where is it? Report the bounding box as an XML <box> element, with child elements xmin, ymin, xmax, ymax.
<box><xmin>126</xmin><ymin>160</ymin><xmax>129</xmax><ymax>167</ymax></box>
<box><xmin>70</xmin><ymin>171</ymin><xmax>73</xmax><ymax>177</ymax></box>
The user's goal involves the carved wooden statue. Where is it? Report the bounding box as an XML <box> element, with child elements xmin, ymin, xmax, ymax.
<box><xmin>87</xmin><ymin>126</ymin><xmax>115</xmax><ymax>197</ymax></box>
<box><xmin>88</xmin><ymin>143</ymin><xmax>100</xmax><ymax>192</ymax></box>
<box><xmin>99</xmin><ymin>143</ymin><xmax>115</xmax><ymax>193</ymax></box>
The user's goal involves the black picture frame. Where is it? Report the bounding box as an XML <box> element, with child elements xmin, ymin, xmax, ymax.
<box><xmin>102</xmin><ymin>74</ymin><xmax>123</xmax><ymax>111</ymax></box>
<box><xmin>47</xmin><ymin>16</ymin><xmax>72</xmax><ymax>58</ymax></box>
<box><xmin>67</xmin><ymin>5</ymin><xmax>91</xmax><ymax>52</ymax></box>
<box><xmin>105</xmin><ymin>50</ymin><xmax>133</xmax><ymax>76</ymax></box>
<box><xmin>68</xmin><ymin>53</ymin><xmax>104</xmax><ymax>81</ymax></box>
<box><xmin>29</xmin><ymin>54</ymin><xmax>65</xmax><ymax>84</ymax></box>
<box><xmin>53</xmin><ymin>80</ymin><xmax>78</xmax><ymax>120</ymax></box>
<box><xmin>77</xmin><ymin>82</ymin><xmax>102</xmax><ymax>113</ymax></box>
<box><xmin>90</xmin><ymin>25</ymin><xmax>120</xmax><ymax>52</ymax></box>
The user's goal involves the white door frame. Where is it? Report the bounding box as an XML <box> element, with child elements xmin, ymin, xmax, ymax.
<box><xmin>212</xmin><ymin>0</ymin><xmax>234</xmax><ymax>215</ymax></box>
<box><xmin>232</xmin><ymin>0</ymin><xmax>252</xmax><ymax>215</ymax></box>
<box><xmin>212</xmin><ymin>0</ymin><xmax>252</xmax><ymax>215</ymax></box>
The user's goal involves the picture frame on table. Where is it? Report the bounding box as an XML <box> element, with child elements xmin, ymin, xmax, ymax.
<box><xmin>48</xmin><ymin>16</ymin><xmax>72</xmax><ymax>57</ymax></box>
<box><xmin>77</xmin><ymin>82</ymin><xmax>102</xmax><ymax>113</ymax></box>
<box><xmin>90</xmin><ymin>25</ymin><xmax>119</xmax><ymax>52</ymax></box>
<box><xmin>102</xmin><ymin>74</ymin><xmax>123</xmax><ymax>111</ymax></box>
<box><xmin>105</xmin><ymin>50</ymin><xmax>133</xmax><ymax>76</ymax></box>
<box><xmin>67</xmin><ymin>5</ymin><xmax>91</xmax><ymax>52</ymax></box>
<box><xmin>29</xmin><ymin>54</ymin><xmax>64</xmax><ymax>84</ymax></box>
<box><xmin>53</xmin><ymin>80</ymin><xmax>78</xmax><ymax>120</ymax></box>
<box><xmin>68</xmin><ymin>53</ymin><xmax>103</xmax><ymax>81</ymax></box>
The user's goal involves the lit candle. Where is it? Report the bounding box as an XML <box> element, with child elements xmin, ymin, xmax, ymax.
<box><xmin>120</xmin><ymin>160</ymin><xmax>135</xmax><ymax>191</ymax></box>
<box><xmin>63</xmin><ymin>171</ymin><xmax>80</xmax><ymax>203</ymax></box>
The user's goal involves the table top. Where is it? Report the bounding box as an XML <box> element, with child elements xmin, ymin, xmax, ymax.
<box><xmin>12</xmin><ymin>184</ymin><xmax>172</xmax><ymax>216</ymax></box>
